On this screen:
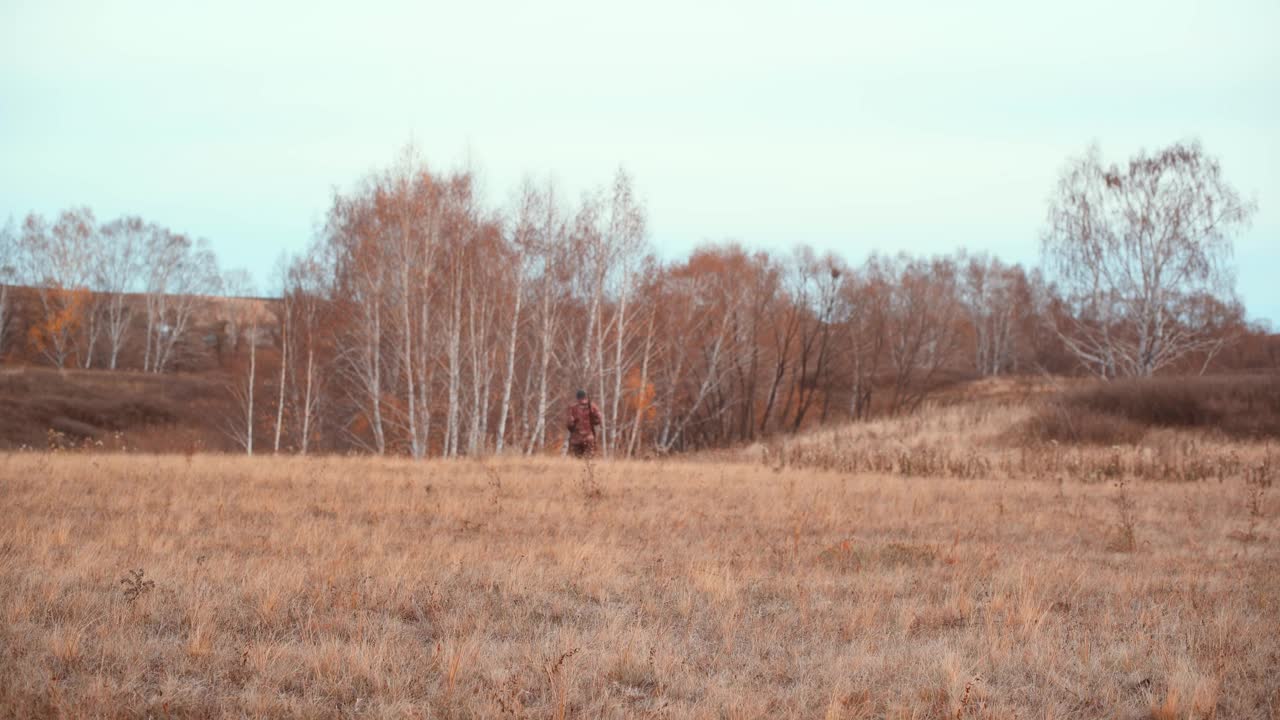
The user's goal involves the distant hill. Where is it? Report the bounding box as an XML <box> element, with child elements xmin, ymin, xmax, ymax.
<box><xmin>0</xmin><ymin>366</ymin><xmax>237</xmax><ymax>452</ymax></box>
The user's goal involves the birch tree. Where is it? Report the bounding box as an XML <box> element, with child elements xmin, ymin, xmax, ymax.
<box><xmin>226</xmin><ymin>321</ymin><xmax>258</xmax><ymax>454</ymax></box>
<box><xmin>494</xmin><ymin>181</ymin><xmax>539</xmax><ymax>455</ymax></box>
<box><xmin>524</xmin><ymin>180</ymin><xmax>571</xmax><ymax>454</ymax></box>
<box><xmin>603</xmin><ymin>169</ymin><xmax>647</xmax><ymax>456</ymax></box>
<box><xmin>144</xmin><ymin>231</ymin><xmax>220</xmax><ymax>373</ymax></box>
<box><xmin>270</xmin><ymin>258</ymin><xmax>290</xmax><ymax>454</ymax></box>
<box><xmin>463</xmin><ymin>223</ymin><xmax>503</xmax><ymax>455</ymax></box>
<box><xmin>0</xmin><ymin>219</ymin><xmax>16</xmax><ymax>361</ymax></box>
<box><xmin>98</xmin><ymin>217</ymin><xmax>146</xmax><ymax>369</ymax></box>
<box><xmin>654</xmin><ymin>256</ymin><xmax>742</xmax><ymax>452</ymax></box>
<box><xmin>956</xmin><ymin>252</ymin><xmax>1033</xmax><ymax>377</ymax></box>
<box><xmin>19</xmin><ymin>208</ymin><xmax>98</xmax><ymax>368</ymax></box>
<box><xmin>440</xmin><ymin>176</ymin><xmax>478</xmax><ymax>457</ymax></box>
<box><xmin>283</xmin><ymin>250</ymin><xmax>328</xmax><ymax>454</ymax></box>
<box><xmin>1042</xmin><ymin>142</ymin><xmax>1254</xmax><ymax>377</ymax></box>
<box><xmin>220</xmin><ymin>269</ymin><xmax>260</xmax><ymax>454</ymax></box>
<box><xmin>378</xmin><ymin>156</ymin><xmax>443</xmax><ymax>459</ymax></box>
<box><xmin>326</xmin><ymin>189</ymin><xmax>389</xmax><ymax>454</ymax></box>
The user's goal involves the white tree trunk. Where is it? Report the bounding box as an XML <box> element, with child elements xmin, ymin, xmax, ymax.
<box><xmin>528</xmin><ymin>269</ymin><xmax>556</xmax><ymax>454</ymax></box>
<box><xmin>273</xmin><ymin>313</ymin><xmax>287</xmax><ymax>454</ymax></box>
<box><xmin>400</xmin><ymin>262</ymin><xmax>421</xmax><ymax>459</ymax></box>
<box><xmin>444</xmin><ymin>267</ymin><xmax>463</xmax><ymax>457</ymax></box>
<box><xmin>300</xmin><ymin>345</ymin><xmax>314</xmax><ymax>455</ymax></box>
<box><xmin>245</xmin><ymin>321</ymin><xmax>256</xmax><ymax>455</ymax></box>
<box><xmin>494</xmin><ymin>272</ymin><xmax>523</xmax><ymax>454</ymax></box>
<box><xmin>608</xmin><ymin>280</ymin><xmax>630</xmax><ymax>456</ymax></box>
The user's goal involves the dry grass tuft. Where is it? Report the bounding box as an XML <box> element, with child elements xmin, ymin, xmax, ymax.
<box><xmin>118</xmin><ymin>568</ymin><xmax>155</xmax><ymax>603</ymax></box>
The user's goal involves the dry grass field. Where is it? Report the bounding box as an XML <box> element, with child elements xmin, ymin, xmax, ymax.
<box><xmin>1</xmin><ymin>429</ymin><xmax>1277</xmax><ymax>719</ymax></box>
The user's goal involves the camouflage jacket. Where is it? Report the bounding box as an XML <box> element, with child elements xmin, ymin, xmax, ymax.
<box><xmin>566</xmin><ymin>401</ymin><xmax>602</xmax><ymax>444</ymax></box>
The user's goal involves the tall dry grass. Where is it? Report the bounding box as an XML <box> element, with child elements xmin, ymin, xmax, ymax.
<box><xmin>1</xmin><ymin>447</ymin><xmax>1277</xmax><ymax>718</ymax></box>
<box><xmin>749</xmin><ymin>392</ymin><xmax>1278</xmax><ymax>486</ymax></box>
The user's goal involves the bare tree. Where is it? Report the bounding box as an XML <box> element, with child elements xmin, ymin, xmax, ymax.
<box><xmin>319</xmin><ymin>155</ymin><xmax>488</xmax><ymax>458</ymax></box>
<box><xmin>568</xmin><ymin>191</ymin><xmax>609</xmax><ymax>441</ymax></box>
<box><xmin>757</xmin><ymin>256</ymin><xmax>802</xmax><ymax>435</ymax></box>
<box><xmin>524</xmin><ymin>180</ymin><xmax>571</xmax><ymax>454</ymax></box>
<box><xmin>224</xmin><ymin>320</ymin><xmax>259</xmax><ymax>454</ymax></box>
<box><xmin>959</xmin><ymin>252</ymin><xmax>1032</xmax><ymax>377</ymax></box>
<box><xmin>784</xmin><ymin>247</ymin><xmax>844</xmax><ymax>433</ymax></box>
<box><xmin>494</xmin><ymin>181</ymin><xmax>538</xmax><ymax>455</ymax></box>
<box><xmin>19</xmin><ymin>208</ymin><xmax>98</xmax><ymax>368</ymax></box>
<box><xmin>326</xmin><ymin>189</ymin><xmax>389</xmax><ymax>454</ymax></box>
<box><xmin>839</xmin><ymin>263</ymin><xmax>888</xmax><ymax>421</ymax></box>
<box><xmin>283</xmin><ymin>249</ymin><xmax>328</xmax><ymax>454</ymax></box>
<box><xmin>1042</xmin><ymin>142</ymin><xmax>1255</xmax><ymax>377</ymax></box>
<box><xmin>144</xmin><ymin>230</ymin><xmax>220</xmax><ymax>373</ymax></box>
<box><xmin>655</xmin><ymin>262</ymin><xmax>742</xmax><ymax>452</ymax></box>
<box><xmin>269</xmin><ymin>257</ymin><xmax>291</xmax><ymax>454</ymax></box>
<box><xmin>440</xmin><ymin>176</ymin><xmax>479</xmax><ymax>457</ymax></box>
<box><xmin>221</xmin><ymin>270</ymin><xmax>260</xmax><ymax>454</ymax></box>
<box><xmin>97</xmin><ymin>217</ymin><xmax>147</xmax><ymax>369</ymax></box>
<box><xmin>463</xmin><ymin>223</ymin><xmax>502</xmax><ymax>455</ymax></box>
<box><xmin>0</xmin><ymin>218</ymin><xmax>16</xmax><ymax>361</ymax></box>
<box><xmin>380</xmin><ymin>153</ymin><xmax>444</xmax><ymax>459</ymax></box>
<box><xmin>603</xmin><ymin>169</ymin><xmax>647</xmax><ymax>456</ymax></box>
<box><xmin>552</xmin><ymin>171</ymin><xmax>648</xmax><ymax>456</ymax></box>
<box><xmin>880</xmin><ymin>254</ymin><xmax>962</xmax><ymax>413</ymax></box>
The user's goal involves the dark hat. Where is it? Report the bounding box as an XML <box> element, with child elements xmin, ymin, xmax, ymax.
<box><xmin>576</xmin><ymin>389</ymin><xmax>587</xmax><ymax>400</ymax></box>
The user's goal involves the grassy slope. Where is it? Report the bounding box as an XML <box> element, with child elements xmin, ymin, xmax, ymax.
<box><xmin>0</xmin><ymin>367</ymin><xmax>235</xmax><ymax>452</ymax></box>
<box><xmin>739</xmin><ymin>375</ymin><xmax>1280</xmax><ymax>483</ymax></box>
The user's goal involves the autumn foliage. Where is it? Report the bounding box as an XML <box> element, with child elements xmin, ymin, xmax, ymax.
<box><xmin>0</xmin><ymin>142</ymin><xmax>1274</xmax><ymax>456</ymax></box>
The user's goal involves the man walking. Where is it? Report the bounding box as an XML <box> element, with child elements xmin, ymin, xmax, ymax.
<box><xmin>566</xmin><ymin>389</ymin><xmax>603</xmax><ymax>458</ymax></box>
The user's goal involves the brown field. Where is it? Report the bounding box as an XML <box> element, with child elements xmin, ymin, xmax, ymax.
<box><xmin>1</xmin><ymin>426</ymin><xmax>1278</xmax><ymax>718</ymax></box>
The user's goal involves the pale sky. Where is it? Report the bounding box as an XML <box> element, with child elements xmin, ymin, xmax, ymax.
<box><xmin>3</xmin><ymin>0</ymin><xmax>1277</xmax><ymax>321</ymax></box>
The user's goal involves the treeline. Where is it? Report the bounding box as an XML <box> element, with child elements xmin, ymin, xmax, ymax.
<box><xmin>272</xmin><ymin>162</ymin><xmax>1074</xmax><ymax>456</ymax></box>
<box><xmin>0</xmin><ymin>210</ymin><xmax>236</xmax><ymax>373</ymax></box>
<box><xmin>0</xmin><ymin>143</ymin><xmax>1274</xmax><ymax>456</ymax></box>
